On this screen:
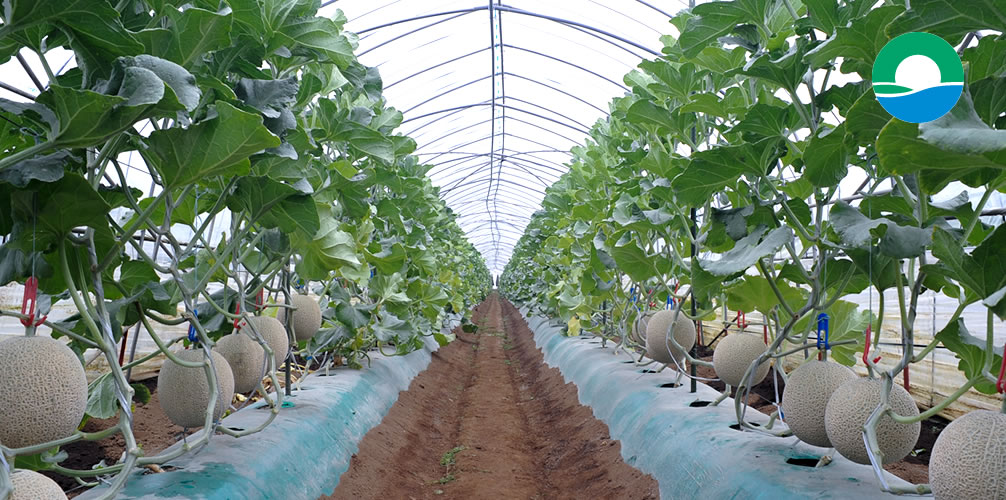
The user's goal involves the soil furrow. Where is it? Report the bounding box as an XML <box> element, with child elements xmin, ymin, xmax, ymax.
<box><xmin>325</xmin><ymin>294</ymin><xmax>657</xmax><ymax>499</ymax></box>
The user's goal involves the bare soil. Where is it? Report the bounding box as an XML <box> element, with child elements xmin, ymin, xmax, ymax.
<box><xmin>326</xmin><ymin>294</ymin><xmax>659</xmax><ymax>500</ymax></box>
<box><xmin>51</xmin><ymin>378</ymin><xmax>186</xmax><ymax>498</ymax></box>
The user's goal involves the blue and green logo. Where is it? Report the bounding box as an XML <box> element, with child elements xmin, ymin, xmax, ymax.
<box><xmin>873</xmin><ymin>32</ymin><xmax>964</xmax><ymax>123</ymax></box>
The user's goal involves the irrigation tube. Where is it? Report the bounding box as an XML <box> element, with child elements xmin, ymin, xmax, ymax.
<box><xmin>521</xmin><ymin>310</ymin><xmax>914</xmax><ymax>500</ymax></box>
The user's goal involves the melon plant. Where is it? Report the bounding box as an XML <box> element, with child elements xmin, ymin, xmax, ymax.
<box><xmin>9</xmin><ymin>469</ymin><xmax>66</xmax><ymax>500</ymax></box>
<box><xmin>0</xmin><ymin>336</ymin><xmax>87</xmax><ymax>449</ymax></box>
<box><xmin>645</xmin><ymin>309</ymin><xmax>695</xmax><ymax>367</ymax></box>
<box><xmin>780</xmin><ymin>361</ymin><xmax>857</xmax><ymax>448</ymax></box>
<box><xmin>215</xmin><ymin>333</ymin><xmax>267</xmax><ymax>394</ymax></box>
<box><xmin>929</xmin><ymin>409</ymin><xmax>1006</xmax><ymax>499</ymax></box>
<box><xmin>277</xmin><ymin>295</ymin><xmax>322</xmax><ymax>342</ymax></box>
<box><xmin>825</xmin><ymin>378</ymin><xmax>920</xmax><ymax>465</ymax></box>
<box><xmin>157</xmin><ymin>350</ymin><xmax>236</xmax><ymax>428</ymax></box>
<box><xmin>712</xmin><ymin>333</ymin><xmax>770</xmax><ymax>387</ymax></box>
<box><xmin>0</xmin><ymin>0</ymin><xmax>491</xmax><ymax>495</ymax></box>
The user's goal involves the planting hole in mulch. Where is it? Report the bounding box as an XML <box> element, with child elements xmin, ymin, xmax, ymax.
<box><xmin>659</xmin><ymin>382</ymin><xmax>681</xmax><ymax>388</ymax></box>
<box><xmin>786</xmin><ymin>457</ymin><xmax>823</xmax><ymax>467</ymax></box>
<box><xmin>689</xmin><ymin>400</ymin><xmax>713</xmax><ymax>407</ymax></box>
<box><xmin>324</xmin><ymin>294</ymin><xmax>658</xmax><ymax>500</ymax></box>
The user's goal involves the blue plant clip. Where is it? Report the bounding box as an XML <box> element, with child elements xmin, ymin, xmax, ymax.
<box><xmin>816</xmin><ymin>313</ymin><xmax>829</xmax><ymax>350</ymax></box>
<box><xmin>666</xmin><ymin>294</ymin><xmax>673</xmax><ymax>310</ymax></box>
<box><xmin>188</xmin><ymin>309</ymin><xmax>198</xmax><ymax>343</ymax></box>
<box><xmin>629</xmin><ymin>286</ymin><xmax>636</xmax><ymax>303</ymax></box>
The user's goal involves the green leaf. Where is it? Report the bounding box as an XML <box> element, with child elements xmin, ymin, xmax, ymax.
<box><xmin>931</xmin><ymin>225</ymin><xmax>1006</xmax><ymax>318</ymax></box>
<box><xmin>726</xmin><ymin>275</ymin><xmax>806</xmax><ymax>316</ymax></box>
<box><xmin>609</xmin><ymin>234</ymin><xmax>657</xmax><ymax>282</ymax></box>
<box><xmin>276</xmin><ymin>16</ymin><xmax>356</xmax><ymax>68</ymax></box>
<box><xmin>292</xmin><ymin>214</ymin><xmax>361</xmax><ymax>280</ymax></box>
<box><xmin>136</xmin><ymin>6</ymin><xmax>233</xmax><ymax>68</ymax></box>
<box><xmin>146</xmin><ymin>101</ymin><xmax>280</xmax><ymax>188</ymax></box>
<box><xmin>679</xmin><ymin>0</ymin><xmax>774</xmax><ymax>58</ymax></box>
<box><xmin>887</xmin><ymin>0</ymin><xmax>1006</xmax><ymax>44</ymax></box>
<box><xmin>372</xmin><ymin>273</ymin><xmax>411</xmax><ymax>304</ymax></box>
<box><xmin>845</xmin><ymin>90</ymin><xmax>891</xmax><ymax>146</ymax></box>
<box><xmin>739</xmin><ymin>40</ymin><xmax>809</xmax><ymax>91</ymax></box>
<box><xmin>935</xmin><ymin>318</ymin><xmax>1003</xmax><ymax>394</ymax></box>
<box><xmin>829</xmin><ymin>201</ymin><xmax>931</xmax><ymax>258</ymax></box>
<box><xmin>373</xmin><ymin>312</ymin><xmax>413</xmax><ymax>343</ymax></box>
<box><xmin>0</xmin><ymin>151</ymin><xmax>71</xmax><ymax>187</ymax></box>
<box><xmin>969</xmin><ymin>78</ymin><xmax>1006</xmax><ymax>128</ymax></box>
<box><xmin>804</xmin><ymin>6</ymin><xmax>905</xmax><ymax>77</ymax></box>
<box><xmin>699</xmin><ymin>226</ymin><xmax>793</xmax><ymax>276</ymax></box>
<box><xmin>227</xmin><ymin>176</ymin><xmax>319</xmax><ymax>236</ymax></box>
<box><xmin>803</xmin><ymin>123</ymin><xmax>851</xmax><ymax>187</ymax></box>
<box><xmin>235</xmin><ymin>77</ymin><xmax>299</xmax><ymax>119</ymax></box>
<box><xmin>130</xmin><ymin>382</ymin><xmax>151</xmax><ymax>405</ymax></box>
<box><xmin>86</xmin><ymin>373</ymin><xmax>119</xmax><ymax>419</ymax></box>
<box><xmin>877</xmin><ymin>93</ymin><xmax>1006</xmax><ymax>192</ymax></box>
<box><xmin>727</xmin><ymin>103</ymin><xmax>795</xmax><ymax>139</ymax></box>
<box><xmin>334</xmin><ymin>301</ymin><xmax>371</xmax><ymax>329</ymax></box>
<box><xmin>962</xmin><ymin>36</ymin><xmax>1006</xmax><ymax>84</ymax></box>
<box><xmin>0</xmin><ymin>0</ymin><xmax>142</xmax><ymax>59</ymax></box>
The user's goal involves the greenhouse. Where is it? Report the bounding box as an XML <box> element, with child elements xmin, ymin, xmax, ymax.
<box><xmin>0</xmin><ymin>0</ymin><xmax>1004</xmax><ymax>498</ymax></box>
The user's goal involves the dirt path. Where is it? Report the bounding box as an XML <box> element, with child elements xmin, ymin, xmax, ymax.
<box><xmin>325</xmin><ymin>293</ymin><xmax>658</xmax><ymax>500</ymax></box>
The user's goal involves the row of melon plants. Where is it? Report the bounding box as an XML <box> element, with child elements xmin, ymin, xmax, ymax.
<box><xmin>0</xmin><ymin>1</ymin><xmax>490</xmax><ymax>498</ymax></box>
<box><xmin>500</xmin><ymin>1</ymin><xmax>1005</xmax><ymax>497</ymax></box>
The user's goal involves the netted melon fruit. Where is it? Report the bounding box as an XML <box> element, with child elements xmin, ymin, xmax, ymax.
<box><xmin>780</xmin><ymin>360</ymin><xmax>856</xmax><ymax>447</ymax></box>
<box><xmin>824</xmin><ymin>377</ymin><xmax>920</xmax><ymax>464</ymax></box>
<box><xmin>929</xmin><ymin>409</ymin><xmax>1006</xmax><ymax>500</ymax></box>
<box><xmin>215</xmin><ymin>333</ymin><xmax>266</xmax><ymax>393</ymax></box>
<box><xmin>712</xmin><ymin>333</ymin><xmax>770</xmax><ymax>387</ymax></box>
<box><xmin>0</xmin><ymin>336</ymin><xmax>88</xmax><ymax>449</ymax></box>
<box><xmin>238</xmin><ymin>316</ymin><xmax>288</xmax><ymax>370</ymax></box>
<box><xmin>645</xmin><ymin>309</ymin><xmax>695</xmax><ymax>367</ymax></box>
<box><xmin>157</xmin><ymin>349</ymin><xmax>235</xmax><ymax>428</ymax></box>
<box><xmin>277</xmin><ymin>295</ymin><xmax>322</xmax><ymax>341</ymax></box>
<box><xmin>10</xmin><ymin>469</ymin><xmax>67</xmax><ymax>499</ymax></box>
<box><xmin>630</xmin><ymin>311</ymin><xmax>654</xmax><ymax>344</ymax></box>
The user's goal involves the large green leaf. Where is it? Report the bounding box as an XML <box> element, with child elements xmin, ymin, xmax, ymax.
<box><xmin>292</xmin><ymin>214</ymin><xmax>361</xmax><ymax>280</ymax></box>
<box><xmin>725</xmin><ymin>275</ymin><xmax>806</xmax><ymax>316</ymax></box>
<box><xmin>804</xmin><ymin>6</ymin><xmax>905</xmax><ymax>77</ymax></box>
<box><xmin>829</xmin><ymin>201</ymin><xmax>931</xmax><ymax>258</ymax></box>
<box><xmin>963</xmin><ymin>36</ymin><xmax>1006</xmax><ymax>84</ymax></box>
<box><xmin>931</xmin><ymin>225</ymin><xmax>1006</xmax><ymax>318</ymax></box>
<box><xmin>935</xmin><ymin>318</ymin><xmax>1004</xmax><ymax>394</ymax></box>
<box><xmin>887</xmin><ymin>0</ymin><xmax>1006</xmax><ymax>44</ymax></box>
<box><xmin>699</xmin><ymin>226</ymin><xmax>793</xmax><ymax>276</ymax></box>
<box><xmin>609</xmin><ymin>234</ymin><xmax>657</xmax><ymax>282</ymax></box>
<box><xmin>877</xmin><ymin>93</ymin><xmax>1006</xmax><ymax>193</ymax></box>
<box><xmin>803</xmin><ymin>123</ymin><xmax>851</xmax><ymax>187</ymax></box>
<box><xmin>0</xmin><ymin>0</ymin><xmax>142</xmax><ymax>57</ymax></box>
<box><xmin>226</xmin><ymin>176</ymin><xmax>319</xmax><ymax>236</ymax></box>
<box><xmin>146</xmin><ymin>101</ymin><xmax>280</xmax><ymax>188</ymax></box>
<box><xmin>136</xmin><ymin>6</ymin><xmax>233</xmax><ymax>68</ymax></box>
<box><xmin>276</xmin><ymin>16</ymin><xmax>355</xmax><ymax>68</ymax></box>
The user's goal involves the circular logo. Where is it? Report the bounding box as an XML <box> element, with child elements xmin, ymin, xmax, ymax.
<box><xmin>872</xmin><ymin>32</ymin><xmax>964</xmax><ymax>123</ymax></box>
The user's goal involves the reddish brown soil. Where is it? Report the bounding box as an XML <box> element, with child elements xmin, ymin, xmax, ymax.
<box><xmin>326</xmin><ymin>294</ymin><xmax>658</xmax><ymax>500</ymax></box>
<box><xmin>49</xmin><ymin>378</ymin><xmax>187</xmax><ymax>498</ymax></box>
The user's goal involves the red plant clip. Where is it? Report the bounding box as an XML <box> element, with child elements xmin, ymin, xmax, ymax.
<box><xmin>996</xmin><ymin>343</ymin><xmax>1006</xmax><ymax>394</ymax></box>
<box><xmin>255</xmin><ymin>289</ymin><xmax>265</xmax><ymax>311</ymax></box>
<box><xmin>19</xmin><ymin>277</ymin><xmax>46</xmax><ymax>328</ymax></box>
<box><xmin>737</xmin><ymin>310</ymin><xmax>747</xmax><ymax>330</ymax></box>
<box><xmin>233</xmin><ymin>301</ymin><xmax>243</xmax><ymax>331</ymax></box>
<box><xmin>763</xmin><ymin>324</ymin><xmax>769</xmax><ymax>345</ymax></box>
<box><xmin>862</xmin><ymin>325</ymin><xmax>882</xmax><ymax>366</ymax></box>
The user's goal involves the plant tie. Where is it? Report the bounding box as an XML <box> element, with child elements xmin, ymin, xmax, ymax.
<box><xmin>997</xmin><ymin>343</ymin><xmax>1006</xmax><ymax>394</ymax></box>
<box><xmin>233</xmin><ymin>301</ymin><xmax>243</xmax><ymax>331</ymax></box>
<box><xmin>256</xmin><ymin>288</ymin><xmax>265</xmax><ymax>312</ymax></box>
<box><xmin>19</xmin><ymin>276</ymin><xmax>46</xmax><ymax>328</ymax></box>
<box><xmin>187</xmin><ymin>309</ymin><xmax>199</xmax><ymax>343</ymax></box>
<box><xmin>862</xmin><ymin>325</ymin><xmax>882</xmax><ymax>365</ymax></box>
<box><xmin>738</xmin><ymin>310</ymin><xmax>747</xmax><ymax>331</ymax></box>
<box><xmin>816</xmin><ymin>313</ymin><xmax>829</xmax><ymax>360</ymax></box>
